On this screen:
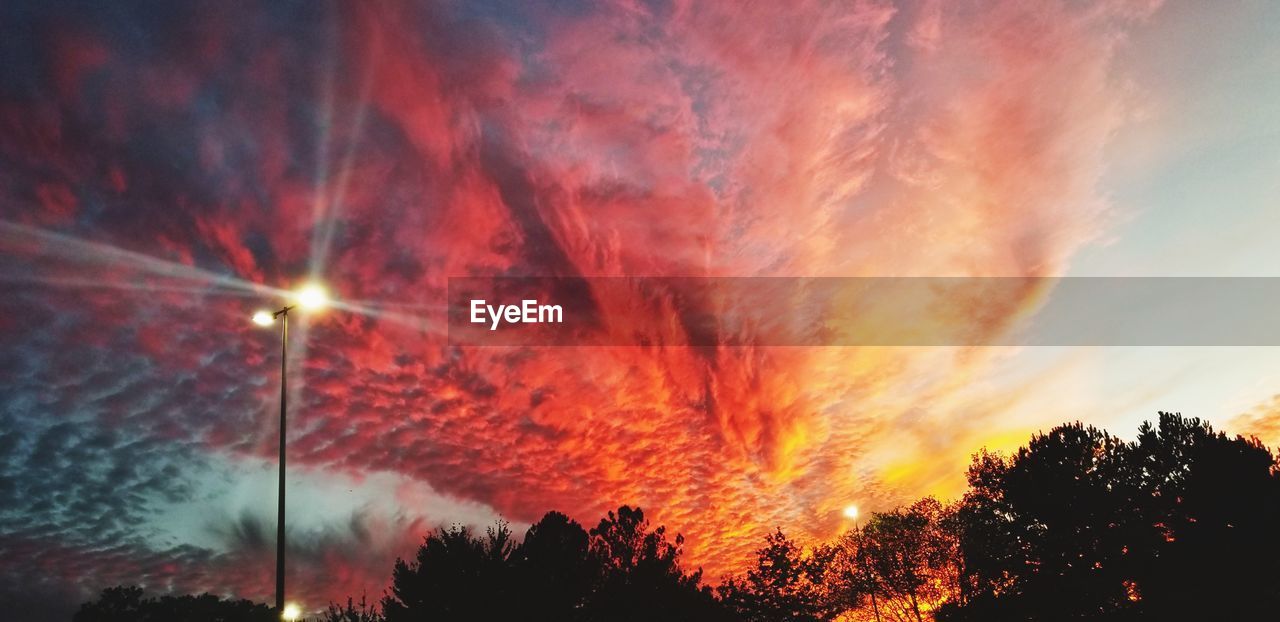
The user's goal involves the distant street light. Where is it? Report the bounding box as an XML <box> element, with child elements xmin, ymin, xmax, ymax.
<box><xmin>253</xmin><ymin>282</ymin><xmax>329</xmax><ymax>619</ymax></box>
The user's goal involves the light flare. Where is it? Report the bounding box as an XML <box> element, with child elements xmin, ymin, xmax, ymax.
<box><xmin>294</xmin><ymin>283</ymin><xmax>330</xmax><ymax>311</ymax></box>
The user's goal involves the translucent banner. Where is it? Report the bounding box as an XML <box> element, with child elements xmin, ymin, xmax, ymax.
<box><xmin>446</xmin><ymin>277</ymin><xmax>1280</xmax><ymax>346</ymax></box>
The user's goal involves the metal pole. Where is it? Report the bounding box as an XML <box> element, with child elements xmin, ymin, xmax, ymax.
<box><xmin>275</xmin><ymin>309</ymin><xmax>288</xmax><ymax>616</ymax></box>
<box><xmin>857</xmin><ymin>521</ymin><xmax>882</xmax><ymax>622</ymax></box>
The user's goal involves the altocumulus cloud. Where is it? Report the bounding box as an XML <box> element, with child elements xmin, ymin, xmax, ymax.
<box><xmin>0</xmin><ymin>0</ymin><xmax>1176</xmax><ymax>616</ymax></box>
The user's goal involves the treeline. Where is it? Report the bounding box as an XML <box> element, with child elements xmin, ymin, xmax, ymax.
<box><xmin>72</xmin><ymin>586</ymin><xmax>275</xmax><ymax>621</ymax></box>
<box><xmin>77</xmin><ymin>413</ymin><xmax>1280</xmax><ymax>621</ymax></box>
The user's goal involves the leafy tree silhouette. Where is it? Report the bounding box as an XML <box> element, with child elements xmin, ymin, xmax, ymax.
<box><xmin>382</xmin><ymin>521</ymin><xmax>517</xmax><ymax>621</ymax></box>
<box><xmin>820</xmin><ymin>499</ymin><xmax>962</xmax><ymax>622</ymax></box>
<box><xmin>939</xmin><ymin>413</ymin><xmax>1280</xmax><ymax>621</ymax></box>
<box><xmin>821</xmin><ymin>530</ymin><xmax>873</xmax><ymax>619</ymax></box>
<box><xmin>952</xmin><ymin>423</ymin><xmax>1139</xmax><ymax>620</ymax></box>
<box><xmin>582</xmin><ymin>505</ymin><xmax>728</xmax><ymax>621</ymax></box>
<box><xmin>857</xmin><ymin>498</ymin><xmax>961</xmax><ymax>622</ymax></box>
<box><xmin>510</xmin><ymin>511</ymin><xmax>595</xmax><ymax>620</ymax></box>
<box><xmin>380</xmin><ymin>506</ymin><xmax>726</xmax><ymax>621</ymax></box>
<box><xmin>1128</xmin><ymin>413</ymin><xmax>1280</xmax><ymax>619</ymax></box>
<box><xmin>719</xmin><ymin>527</ymin><xmax>836</xmax><ymax>622</ymax></box>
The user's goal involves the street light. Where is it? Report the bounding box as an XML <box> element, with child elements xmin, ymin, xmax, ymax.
<box><xmin>253</xmin><ymin>283</ymin><xmax>329</xmax><ymax>619</ymax></box>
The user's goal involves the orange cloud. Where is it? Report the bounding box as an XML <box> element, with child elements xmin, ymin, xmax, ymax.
<box><xmin>1232</xmin><ymin>395</ymin><xmax>1280</xmax><ymax>452</ymax></box>
<box><xmin>0</xmin><ymin>0</ymin><xmax>1167</xmax><ymax>609</ymax></box>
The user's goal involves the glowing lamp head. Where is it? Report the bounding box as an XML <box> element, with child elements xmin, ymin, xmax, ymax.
<box><xmin>252</xmin><ymin>310</ymin><xmax>275</xmax><ymax>326</ymax></box>
<box><xmin>843</xmin><ymin>504</ymin><xmax>859</xmax><ymax>520</ymax></box>
<box><xmin>294</xmin><ymin>283</ymin><xmax>329</xmax><ymax>311</ymax></box>
<box><xmin>282</xmin><ymin>602</ymin><xmax>302</xmax><ymax>621</ymax></box>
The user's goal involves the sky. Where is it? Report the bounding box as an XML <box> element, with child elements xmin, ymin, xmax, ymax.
<box><xmin>1</xmin><ymin>0</ymin><xmax>1279</xmax><ymax>619</ymax></box>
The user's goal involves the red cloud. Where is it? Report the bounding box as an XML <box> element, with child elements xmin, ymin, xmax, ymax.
<box><xmin>0</xmin><ymin>0</ymin><xmax>1164</xmax><ymax>610</ymax></box>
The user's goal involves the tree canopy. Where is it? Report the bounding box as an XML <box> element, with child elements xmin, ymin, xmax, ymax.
<box><xmin>76</xmin><ymin>413</ymin><xmax>1280</xmax><ymax>622</ymax></box>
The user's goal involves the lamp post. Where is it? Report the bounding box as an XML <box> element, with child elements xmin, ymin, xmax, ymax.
<box><xmin>253</xmin><ymin>283</ymin><xmax>328</xmax><ymax>620</ymax></box>
<box><xmin>844</xmin><ymin>505</ymin><xmax>882</xmax><ymax>622</ymax></box>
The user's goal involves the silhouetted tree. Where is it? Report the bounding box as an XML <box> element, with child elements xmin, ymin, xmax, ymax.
<box><xmin>510</xmin><ymin>511</ymin><xmax>595</xmax><ymax>620</ymax></box>
<box><xmin>720</xmin><ymin>528</ymin><xmax>836</xmax><ymax>621</ymax></box>
<box><xmin>381</xmin><ymin>507</ymin><xmax>727</xmax><ymax>621</ymax></box>
<box><xmin>582</xmin><ymin>505</ymin><xmax>727</xmax><ymax>621</ymax></box>
<box><xmin>75</xmin><ymin>586</ymin><xmax>147</xmax><ymax>622</ymax></box>
<box><xmin>78</xmin><ymin>413</ymin><xmax>1278</xmax><ymax>622</ymax></box>
<box><xmin>856</xmin><ymin>499</ymin><xmax>961</xmax><ymax>622</ymax></box>
<box><xmin>1127</xmin><ymin>413</ymin><xmax>1280</xmax><ymax>619</ymax></box>
<box><xmin>74</xmin><ymin>585</ymin><xmax>275</xmax><ymax>622</ymax></box>
<box><xmin>382</xmin><ymin>521</ymin><xmax>517</xmax><ymax>621</ymax></box>
<box><xmin>822</xmin><ymin>530</ymin><xmax>875</xmax><ymax>619</ymax></box>
<box><xmin>939</xmin><ymin>413</ymin><xmax>1280</xmax><ymax>621</ymax></box>
<box><xmin>821</xmin><ymin>499</ymin><xmax>961</xmax><ymax>622</ymax></box>
<box><xmin>942</xmin><ymin>423</ymin><xmax>1144</xmax><ymax>620</ymax></box>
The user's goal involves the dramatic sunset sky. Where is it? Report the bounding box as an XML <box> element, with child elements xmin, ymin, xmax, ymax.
<box><xmin>2</xmin><ymin>0</ymin><xmax>1278</xmax><ymax>618</ymax></box>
